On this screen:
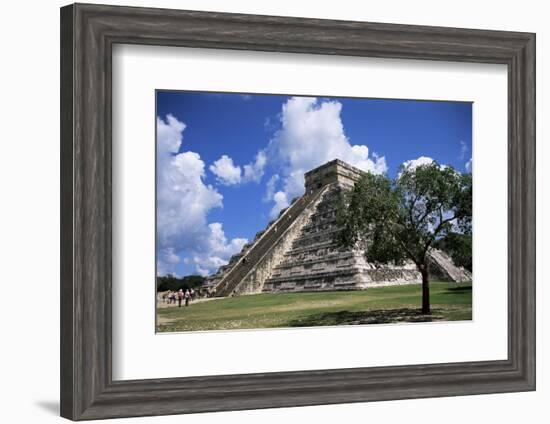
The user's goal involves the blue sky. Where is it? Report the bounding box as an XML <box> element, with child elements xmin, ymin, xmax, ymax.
<box><xmin>156</xmin><ymin>91</ymin><xmax>472</xmax><ymax>277</ymax></box>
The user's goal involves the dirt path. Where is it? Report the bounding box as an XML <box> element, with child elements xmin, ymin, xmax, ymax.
<box><xmin>156</xmin><ymin>296</ymin><xmax>223</xmax><ymax>309</ymax></box>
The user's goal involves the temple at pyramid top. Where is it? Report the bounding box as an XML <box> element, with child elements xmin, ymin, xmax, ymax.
<box><xmin>206</xmin><ymin>159</ymin><xmax>471</xmax><ymax>297</ymax></box>
<box><xmin>304</xmin><ymin>159</ymin><xmax>366</xmax><ymax>192</ymax></box>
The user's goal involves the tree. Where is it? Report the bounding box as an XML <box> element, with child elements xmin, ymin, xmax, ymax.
<box><xmin>156</xmin><ymin>274</ymin><xmax>206</xmax><ymax>292</ymax></box>
<box><xmin>337</xmin><ymin>163</ymin><xmax>472</xmax><ymax>314</ymax></box>
<box><xmin>434</xmin><ymin>232</ymin><xmax>472</xmax><ymax>272</ymax></box>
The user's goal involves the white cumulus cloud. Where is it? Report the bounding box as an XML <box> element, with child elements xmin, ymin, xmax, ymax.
<box><xmin>156</xmin><ymin>248</ymin><xmax>181</xmax><ymax>277</ymax></box>
<box><xmin>243</xmin><ymin>151</ymin><xmax>267</xmax><ymax>183</ymax></box>
<box><xmin>398</xmin><ymin>156</ymin><xmax>453</xmax><ymax>179</ymax></box>
<box><xmin>210</xmin><ymin>155</ymin><xmax>242</xmax><ymax>185</ymax></box>
<box><xmin>210</xmin><ymin>151</ymin><xmax>267</xmax><ymax>186</ymax></box>
<box><xmin>270</xmin><ymin>191</ymin><xmax>290</xmax><ymax>220</ymax></box>
<box><xmin>264</xmin><ymin>97</ymin><xmax>387</xmax><ymax>217</ymax></box>
<box><xmin>264</xmin><ymin>174</ymin><xmax>280</xmax><ymax>202</ymax></box>
<box><xmin>156</xmin><ymin>114</ymin><xmax>247</xmax><ymax>276</ymax></box>
<box><xmin>400</xmin><ymin>156</ymin><xmax>436</xmax><ymax>174</ymax></box>
<box><xmin>193</xmin><ymin>223</ymin><xmax>248</xmax><ymax>276</ymax></box>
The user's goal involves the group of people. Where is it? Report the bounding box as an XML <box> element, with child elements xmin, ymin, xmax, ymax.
<box><xmin>160</xmin><ymin>286</ymin><xmax>219</xmax><ymax>306</ymax></box>
<box><xmin>165</xmin><ymin>288</ymin><xmax>195</xmax><ymax>307</ymax></box>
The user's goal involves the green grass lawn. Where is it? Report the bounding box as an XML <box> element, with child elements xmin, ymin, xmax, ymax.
<box><xmin>156</xmin><ymin>282</ymin><xmax>472</xmax><ymax>333</ymax></box>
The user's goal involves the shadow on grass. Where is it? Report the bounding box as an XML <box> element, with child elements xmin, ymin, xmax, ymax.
<box><xmin>287</xmin><ymin>308</ymin><xmax>445</xmax><ymax>327</ymax></box>
<box><xmin>442</xmin><ymin>285</ymin><xmax>472</xmax><ymax>294</ymax></box>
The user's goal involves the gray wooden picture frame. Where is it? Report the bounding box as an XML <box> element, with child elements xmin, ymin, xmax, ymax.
<box><xmin>60</xmin><ymin>3</ymin><xmax>536</xmax><ymax>421</ymax></box>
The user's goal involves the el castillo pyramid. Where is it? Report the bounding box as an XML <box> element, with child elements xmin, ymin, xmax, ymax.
<box><xmin>206</xmin><ymin>159</ymin><xmax>471</xmax><ymax>297</ymax></box>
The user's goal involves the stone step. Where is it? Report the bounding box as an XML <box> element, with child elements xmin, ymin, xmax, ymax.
<box><xmin>283</xmin><ymin>241</ymin><xmax>340</xmax><ymax>256</ymax></box>
<box><xmin>300</xmin><ymin>224</ymin><xmax>339</xmax><ymax>237</ymax></box>
<box><xmin>265</xmin><ymin>268</ymin><xmax>361</xmax><ymax>284</ymax></box>
<box><xmin>427</xmin><ymin>249</ymin><xmax>472</xmax><ymax>282</ymax></box>
<box><xmin>273</xmin><ymin>253</ymin><xmax>357</xmax><ymax>270</ymax></box>
<box><xmin>213</xmin><ymin>185</ymin><xmax>331</xmax><ymax>296</ymax></box>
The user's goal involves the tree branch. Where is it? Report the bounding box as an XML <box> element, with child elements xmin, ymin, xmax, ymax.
<box><xmin>422</xmin><ymin>213</ymin><xmax>457</xmax><ymax>257</ymax></box>
<box><xmin>384</xmin><ymin>220</ymin><xmax>421</xmax><ymax>267</ymax></box>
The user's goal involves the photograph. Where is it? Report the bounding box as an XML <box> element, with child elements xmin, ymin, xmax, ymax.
<box><xmin>155</xmin><ymin>91</ymin><xmax>473</xmax><ymax>333</ymax></box>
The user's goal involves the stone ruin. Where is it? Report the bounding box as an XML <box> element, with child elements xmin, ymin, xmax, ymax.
<box><xmin>206</xmin><ymin>159</ymin><xmax>471</xmax><ymax>297</ymax></box>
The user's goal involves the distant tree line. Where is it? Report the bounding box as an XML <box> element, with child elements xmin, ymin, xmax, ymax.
<box><xmin>156</xmin><ymin>274</ymin><xmax>206</xmax><ymax>292</ymax></box>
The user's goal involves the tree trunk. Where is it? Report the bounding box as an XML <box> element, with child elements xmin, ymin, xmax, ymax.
<box><xmin>421</xmin><ymin>266</ymin><xmax>430</xmax><ymax>314</ymax></box>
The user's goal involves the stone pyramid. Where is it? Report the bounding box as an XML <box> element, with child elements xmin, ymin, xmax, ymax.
<box><xmin>207</xmin><ymin>160</ymin><xmax>471</xmax><ymax>297</ymax></box>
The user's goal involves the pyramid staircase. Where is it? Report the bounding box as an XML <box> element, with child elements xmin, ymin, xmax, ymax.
<box><xmin>211</xmin><ymin>185</ymin><xmax>330</xmax><ymax>297</ymax></box>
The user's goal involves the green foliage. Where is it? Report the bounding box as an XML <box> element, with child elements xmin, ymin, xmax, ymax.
<box><xmin>435</xmin><ymin>232</ymin><xmax>473</xmax><ymax>271</ymax></box>
<box><xmin>338</xmin><ymin>162</ymin><xmax>472</xmax><ymax>268</ymax></box>
<box><xmin>156</xmin><ymin>274</ymin><xmax>205</xmax><ymax>292</ymax></box>
<box><xmin>337</xmin><ymin>162</ymin><xmax>472</xmax><ymax>314</ymax></box>
<box><xmin>337</xmin><ymin>174</ymin><xmax>406</xmax><ymax>265</ymax></box>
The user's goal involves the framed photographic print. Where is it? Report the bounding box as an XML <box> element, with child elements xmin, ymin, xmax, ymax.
<box><xmin>60</xmin><ymin>3</ymin><xmax>536</xmax><ymax>420</ymax></box>
<box><xmin>154</xmin><ymin>91</ymin><xmax>474</xmax><ymax>333</ymax></box>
